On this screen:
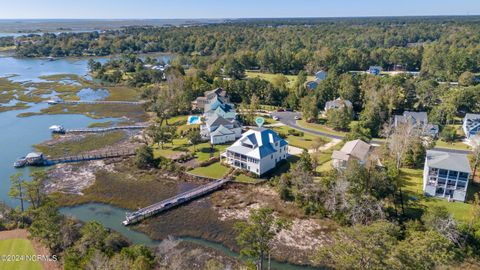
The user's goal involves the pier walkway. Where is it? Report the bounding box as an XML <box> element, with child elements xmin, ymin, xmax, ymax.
<box><xmin>47</xmin><ymin>100</ymin><xmax>146</xmax><ymax>106</ymax></box>
<box><xmin>59</xmin><ymin>125</ymin><xmax>148</xmax><ymax>134</ymax></box>
<box><xmin>14</xmin><ymin>149</ymin><xmax>137</xmax><ymax>168</ymax></box>
<box><xmin>47</xmin><ymin>149</ymin><xmax>136</xmax><ymax>165</ymax></box>
<box><xmin>123</xmin><ymin>179</ymin><xmax>230</xmax><ymax>226</ymax></box>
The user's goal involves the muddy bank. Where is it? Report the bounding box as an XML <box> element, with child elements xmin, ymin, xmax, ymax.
<box><xmin>211</xmin><ymin>185</ymin><xmax>336</xmax><ymax>265</ymax></box>
<box><xmin>156</xmin><ymin>237</ymin><xmax>243</xmax><ymax>270</ymax></box>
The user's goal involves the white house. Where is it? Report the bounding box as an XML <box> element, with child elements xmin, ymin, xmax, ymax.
<box><xmin>222</xmin><ymin>128</ymin><xmax>289</xmax><ymax>176</ymax></box>
<box><xmin>423</xmin><ymin>150</ymin><xmax>471</xmax><ymax>202</ymax></box>
<box><xmin>200</xmin><ymin>114</ymin><xmax>242</xmax><ymax>144</ymax></box>
<box><xmin>332</xmin><ymin>139</ymin><xmax>371</xmax><ymax>169</ymax></box>
<box><xmin>196</xmin><ymin>88</ymin><xmax>241</xmax><ymax>144</ymax></box>
<box><xmin>463</xmin><ymin>113</ymin><xmax>480</xmax><ymax>139</ymax></box>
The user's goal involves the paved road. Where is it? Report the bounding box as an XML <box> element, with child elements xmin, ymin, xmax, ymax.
<box><xmin>271</xmin><ymin>111</ymin><xmax>472</xmax><ymax>155</ymax></box>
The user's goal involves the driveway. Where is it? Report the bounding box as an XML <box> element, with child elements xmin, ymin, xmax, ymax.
<box><xmin>271</xmin><ymin>111</ymin><xmax>471</xmax><ymax>155</ymax></box>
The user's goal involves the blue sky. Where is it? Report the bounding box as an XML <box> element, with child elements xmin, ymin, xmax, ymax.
<box><xmin>0</xmin><ymin>0</ymin><xmax>479</xmax><ymax>19</ymax></box>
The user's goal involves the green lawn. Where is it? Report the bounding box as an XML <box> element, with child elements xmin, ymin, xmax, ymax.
<box><xmin>189</xmin><ymin>162</ymin><xmax>230</xmax><ymax>179</ymax></box>
<box><xmin>297</xmin><ymin>119</ymin><xmax>348</xmax><ymax>137</ymax></box>
<box><xmin>234</xmin><ymin>174</ymin><xmax>260</xmax><ymax>184</ymax></box>
<box><xmin>435</xmin><ymin>140</ymin><xmax>470</xmax><ymax>151</ymax></box>
<box><xmin>400</xmin><ymin>168</ymin><xmax>479</xmax><ymax>223</ymax></box>
<box><xmin>245</xmin><ymin>71</ymin><xmax>315</xmax><ymax>88</ymax></box>
<box><xmin>0</xmin><ymin>239</ymin><xmax>42</xmax><ymax>270</ymax></box>
<box><xmin>273</xmin><ymin>125</ymin><xmax>329</xmax><ymax>150</ymax></box>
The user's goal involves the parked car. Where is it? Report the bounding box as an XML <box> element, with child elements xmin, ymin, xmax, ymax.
<box><xmin>273</xmin><ymin>116</ymin><xmax>279</xmax><ymax>121</ymax></box>
<box><xmin>286</xmin><ymin>108</ymin><xmax>294</xmax><ymax>112</ymax></box>
<box><xmin>294</xmin><ymin>115</ymin><xmax>301</xmax><ymax>120</ymax></box>
<box><xmin>277</xmin><ymin>109</ymin><xmax>285</xmax><ymax>112</ymax></box>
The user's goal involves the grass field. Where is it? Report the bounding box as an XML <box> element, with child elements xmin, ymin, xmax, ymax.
<box><xmin>0</xmin><ymin>239</ymin><xmax>42</xmax><ymax>270</ymax></box>
<box><xmin>189</xmin><ymin>162</ymin><xmax>230</xmax><ymax>179</ymax></box>
<box><xmin>272</xmin><ymin>125</ymin><xmax>329</xmax><ymax>150</ymax></box>
<box><xmin>297</xmin><ymin>119</ymin><xmax>348</xmax><ymax>137</ymax></box>
<box><xmin>400</xmin><ymin>168</ymin><xmax>479</xmax><ymax>223</ymax></box>
<box><xmin>245</xmin><ymin>71</ymin><xmax>315</xmax><ymax>88</ymax></box>
<box><xmin>435</xmin><ymin>140</ymin><xmax>471</xmax><ymax>150</ymax></box>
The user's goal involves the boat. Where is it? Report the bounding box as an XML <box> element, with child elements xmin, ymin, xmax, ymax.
<box><xmin>49</xmin><ymin>125</ymin><xmax>66</xmax><ymax>134</ymax></box>
<box><xmin>13</xmin><ymin>157</ymin><xmax>27</xmax><ymax>168</ymax></box>
<box><xmin>47</xmin><ymin>97</ymin><xmax>64</xmax><ymax>105</ymax></box>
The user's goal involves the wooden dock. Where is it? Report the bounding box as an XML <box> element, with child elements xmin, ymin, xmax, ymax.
<box><xmin>47</xmin><ymin>149</ymin><xmax>136</xmax><ymax>165</ymax></box>
<box><xmin>15</xmin><ymin>149</ymin><xmax>137</xmax><ymax>168</ymax></box>
<box><xmin>62</xmin><ymin>125</ymin><xmax>148</xmax><ymax>134</ymax></box>
<box><xmin>123</xmin><ymin>179</ymin><xmax>230</xmax><ymax>226</ymax></box>
<box><xmin>47</xmin><ymin>100</ymin><xmax>146</xmax><ymax>105</ymax></box>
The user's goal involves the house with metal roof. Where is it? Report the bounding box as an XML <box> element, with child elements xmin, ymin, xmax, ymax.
<box><xmin>332</xmin><ymin>139</ymin><xmax>371</xmax><ymax>169</ymax></box>
<box><xmin>200</xmin><ymin>114</ymin><xmax>242</xmax><ymax>144</ymax></box>
<box><xmin>423</xmin><ymin>150</ymin><xmax>471</xmax><ymax>202</ymax></box>
<box><xmin>222</xmin><ymin>128</ymin><xmax>289</xmax><ymax>176</ymax></box>
<box><xmin>394</xmin><ymin>111</ymin><xmax>439</xmax><ymax>137</ymax></box>
<box><xmin>462</xmin><ymin>113</ymin><xmax>480</xmax><ymax>138</ymax></box>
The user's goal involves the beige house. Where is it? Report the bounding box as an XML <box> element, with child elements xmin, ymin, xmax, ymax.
<box><xmin>332</xmin><ymin>139</ymin><xmax>371</xmax><ymax>169</ymax></box>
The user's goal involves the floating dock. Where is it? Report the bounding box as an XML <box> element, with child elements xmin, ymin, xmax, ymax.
<box><xmin>123</xmin><ymin>179</ymin><xmax>230</xmax><ymax>226</ymax></box>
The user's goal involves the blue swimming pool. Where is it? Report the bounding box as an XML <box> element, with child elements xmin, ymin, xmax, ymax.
<box><xmin>187</xmin><ymin>115</ymin><xmax>201</xmax><ymax>125</ymax></box>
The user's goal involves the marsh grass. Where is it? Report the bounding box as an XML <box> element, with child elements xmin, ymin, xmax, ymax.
<box><xmin>34</xmin><ymin>130</ymin><xmax>126</xmax><ymax>158</ymax></box>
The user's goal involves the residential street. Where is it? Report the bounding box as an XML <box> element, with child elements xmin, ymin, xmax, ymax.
<box><xmin>271</xmin><ymin>111</ymin><xmax>472</xmax><ymax>154</ymax></box>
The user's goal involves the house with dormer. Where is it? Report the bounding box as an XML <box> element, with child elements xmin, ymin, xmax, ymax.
<box><xmin>222</xmin><ymin>128</ymin><xmax>289</xmax><ymax>176</ymax></box>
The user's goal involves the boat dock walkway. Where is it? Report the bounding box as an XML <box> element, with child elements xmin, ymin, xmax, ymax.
<box><xmin>14</xmin><ymin>149</ymin><xmax>137</xmax><ymax>168</ymax></box>
<box><xmin>60</xmin><ymin>125</ymin><xmax>148</xmax><ymax>134</ymax></box>
<box><xmin>47</xmin><ymin>100</ymin><xmax>146</xmax><ymax>106</ymax></box>
<box><xmin>47</xmin><ymin>149</ymin><xmax>136</xmax><ymax>165</ymax></box>
<box><xmin>123</xmin><ymin>179</ymin><xmax>230</xmax><ymax>226</ymax></box>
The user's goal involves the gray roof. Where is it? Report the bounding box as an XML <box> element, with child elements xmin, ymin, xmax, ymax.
<box><xmin>205</xmin><ymin>114</ymin><xmax>232</xmax><ymax>127</ymax></box>
<box><xmin>395</xmin><ymin>111</ymin><xmax>428</xmax><ymax>126</ymax></box>
<box><xmin>426</xmin><ymin>150</ymin><xmax>471</xmax><ymax>173</ymax></box>
<box><xmin>211</xmin><ymin>125</ymin><xmax>235</xmax><ymax>136</ymax></box>
<box><xmin>335</xmin><ymin>139</ymin><xmax>371</xmax><ymax>162</ymax></box>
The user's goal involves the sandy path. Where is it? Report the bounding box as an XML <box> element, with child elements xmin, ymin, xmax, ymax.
<box><xmin>0</xmin><ymin>229</ymin><xmax>61</xmax><ymax>270</ymax></box>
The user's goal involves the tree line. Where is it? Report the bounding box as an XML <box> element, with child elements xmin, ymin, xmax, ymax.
<box><xmin>14</xmin><ymin>16</ymin><xmax>480</xmax><ymax>81</ymax></box>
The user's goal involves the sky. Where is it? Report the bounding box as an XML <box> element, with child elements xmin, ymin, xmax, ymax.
<box><xmin>0</xmin><ymin>0</ymin><xmax>479</xmax><ymax>19</ymax></box>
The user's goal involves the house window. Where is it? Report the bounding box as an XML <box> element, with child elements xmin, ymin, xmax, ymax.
<box><xmin>256</xmin><ymin>169</ymin><xmax>259</xmax><ymax>173</ymax></box>
<box><xmin>275</xmin><ymin>142</ymin><xmax>278</xmax><ymax>147</ymax></box>
<box><xmin>271</xmin><ymin>155</ymin><xmax>273</xmax><ymax>159</ymax></box>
